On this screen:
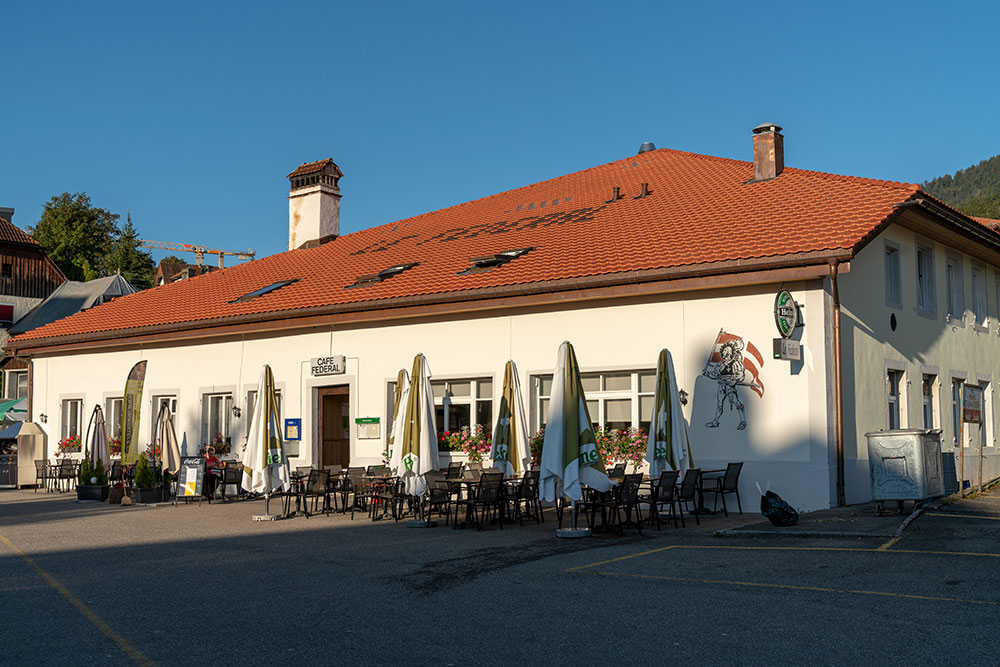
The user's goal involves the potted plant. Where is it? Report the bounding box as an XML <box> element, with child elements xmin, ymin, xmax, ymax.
<box><xmin>76</xmin><ymin>453</ymin><xmax>110</xmax><ymax>502</ymax></box>
<box><xmin>132</xmin><ymin>453</ymin><xmax>161</xmax><ymax>503</ymax></box>
<box><xmin>58</xmin><ymin>434</ymin><xmax>82</xmax><ymax>455</ymax></box>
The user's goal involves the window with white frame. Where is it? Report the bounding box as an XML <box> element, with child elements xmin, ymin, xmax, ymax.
<box><xmin>202</xmin><ymin>393</ymin><xmax>233</xmax><ymax>452</ymax></box>
<box><xmin>885</xmin><ymin>242</ymin><xmax>901</xmax><ymax>308</ymax></box>
<box><xmin>105</xmin><ymin>397</ymin><xmax>123</xmax><ymax>440</ymax></box>
<box><xmin>980</xmin><ymin>380</ymin><xmax>993</xmax><ymax>449</ymax></box>
<box><xmin>921</xmin><ymin>374</ymin><xmax>937</xmax><ymax>429</ymax></box>
<box><xmin>151</xmin><ymin>395</ymin><xmax>178</xmax><ymax>441</ymax></box>
<box><xmin>886</xmin><ymin>369</ymin><xmax>904</xmax><ymax>429</ymax></box>
<box><xmin>5</xmin><ymin>370</ymin><xmax>27</xmax><ymax>399</ymax></box>
<box><xmin>952</xmin><ymin>379</ymin><xmax>965</xmax><ymax>448</ymax></box>
<box><xmin>946</xmin><ymin>253</ymin><xmax>964</xmax><ymax>323</ymax></box>
<box><xmin>971</xmin><ymin>264</ymin><xmax>987</xmax><ymax>328</ymax></box>
<box><xmin>916</xmin><ymin>242</ymin><xmax>936</xmax><ymax>315</ymax></box>
<box><xmin>430</xmin><ymin>378</ymin><xmax>492</xmax><ymax>443</ymax></box>
<box><xmin>533</xmin><ymin>370</ymin><xmax>656</xmax><ymax>432</ymax></box>
<box><xmin>61</xmin><ymin>398</ymin><xmax>83</xmax><ymax>441</ymax></box>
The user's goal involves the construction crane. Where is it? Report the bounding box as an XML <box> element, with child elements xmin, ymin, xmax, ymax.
<box><xmin>138</xmin><ymin>240</ymin><xmax>256</xmax><ymax>268</ymax></box>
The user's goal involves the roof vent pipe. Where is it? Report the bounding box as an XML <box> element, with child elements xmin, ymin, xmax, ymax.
<box><xmin>637</xmin><ymin>141</ymin><xmax>656</xmax><ymax>154</ymax></box>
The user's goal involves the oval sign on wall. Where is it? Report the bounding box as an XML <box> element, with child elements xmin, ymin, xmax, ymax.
<box><xmin>774</xmin><ymin>290</ymin><xmax>798</xmax><ymax>339</ymax></box>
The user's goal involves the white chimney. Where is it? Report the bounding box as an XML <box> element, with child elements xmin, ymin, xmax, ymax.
<box><xmin>287</xmin><ymin>159</ymin><xmax>343</xmax><ymax>250</ymax></box>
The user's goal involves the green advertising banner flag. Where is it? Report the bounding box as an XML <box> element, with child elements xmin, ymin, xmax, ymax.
<box><xmin>121</xmin><ymin>361</ymin><xmax>147</xmax><ymax>466</ymax></box>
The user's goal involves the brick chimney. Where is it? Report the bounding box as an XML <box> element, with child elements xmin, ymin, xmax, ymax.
<box><xmin>287</xmin><ymin>159</ymin><xmax>343</xmax><ymax>250</ymax></box>
<box><xmin>752</xmin><ymin>123</ymin><xmax>784</xmax><ymax>181</ymax></box>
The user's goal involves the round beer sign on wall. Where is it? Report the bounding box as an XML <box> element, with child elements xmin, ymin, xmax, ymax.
<box><xmin>774</xmin><ymin>290</ymin><xmax>799</xmax><ymax>339</ymax></box>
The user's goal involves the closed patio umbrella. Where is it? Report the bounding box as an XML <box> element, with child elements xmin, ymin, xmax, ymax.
<box><xmin>539</xmin><ymin>341</ymin><xmax>613</xmax><ymax>536</ymax></box>
<box><xmin>490</xmin><ymin>360</ymin><xmax>529</xmax><ymax>478</ymax></box>
<box><xmin>157</xmin><ymin>403</ymin><xmax>182</xmax><ymax>476</ymax></box>
<box><xmin>242</xmin><ymin>365</ymin><xmax>290</xmax><ymax>518</ymax></box>
<box><xmin>85</xmin><ymin>404</ymin><xmax>110</xmax><ymax>471</ymax></box>
<box><xmin>397</xmin><ymin>353</ymin><xmax>439</xmax><ymax>498</ymax></box>
<box><xmin>645</xmin><ymin>349</ymin><xmax>693</xmax><ymax>480</ymax></box>
<box><xmin>387</xmin><ymin>368</ymin><xmax>410</xmax><ymax>475</ymax></box>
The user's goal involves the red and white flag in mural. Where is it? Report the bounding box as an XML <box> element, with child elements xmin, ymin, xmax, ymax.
<box><xmin>706</xmin><ymin>330</ymin><xmax>765</xmax><ymax>398</ymax></box>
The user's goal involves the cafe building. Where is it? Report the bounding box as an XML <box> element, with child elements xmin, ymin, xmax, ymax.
<box><xmin>11</xmin><ymin>124</ymin><xmax>1000</xmax><ymax>511</ymax></box>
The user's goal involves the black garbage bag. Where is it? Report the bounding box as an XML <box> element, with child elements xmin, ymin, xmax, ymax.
<box><xmin>760</xmin><ymin>490</ymin><xmax>798</xmax><ymax>527</ymax></box>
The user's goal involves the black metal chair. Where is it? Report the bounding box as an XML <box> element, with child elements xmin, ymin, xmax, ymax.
<box><xmin>348</xmin><ymin>470</ymin><xmax>374</xmax><ymax>520</ymax></box>
<box><xmin>300</xmin><ymin>469</ymin><xmax>330</xmax><ymax>518</ymax></box>
<box><xmin>424</xmin><ymin>470</ymin><xmax>452</xmax><ymax>526</ymax></box>
<box><xmin>510</xmin><ymin>470</ymin><xmax>543</xmax><ymax>525</ymax></box>
<box><xmin>218</xmin><ymin>463</ymin><xmax>244</xmax><ymax>501</ymax></box>
<box><xmin>591</xmin><ymin>473</ymin><xmax>643</xmax><ymax>534</ymax></box>
<box><xmin>109</xmin><ymin>460</ymin><xmax>123</xmax><ymax>485</ymax></box>
<box><xmin>607</xmin><ymin>462</ymin><xmax>626</xmax><ymax>480</ymax></box>
<box><xmin>643</xmin><ymin>469</ymin><xmax>681</xmax><ymax>530</ymax></box>
<box><xmin>57</xmin><ymin>459</ymin><xmax>76</xmax><ymax>492</ymax></box>
<box><xmin>445</xmin><ymin>462</ymin><xmax>464</xmax><ymax>480</ymax></box>
<box><xmin>454</xmin><ymin>470</ymin><xmax>503</xmax><ymax>530</ymax></box>
<box><xmin>676</xmin><ymin>468</ymin><xmax>701</xmax><ymax>525</ymax></box>
<box><xmin>33</xmin><ymin>460</ymin><xmax>49</xmax><ymax>492</ymax></box>
<box><xmin>701</xmin><ymin>462</ymin><xmax>744</xmax><ymax>516</ymax></box>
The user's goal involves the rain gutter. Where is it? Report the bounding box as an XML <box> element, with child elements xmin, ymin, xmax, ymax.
<box><xmin>828</xmin><ymin>259</ymin><xmax>846</xmax><ymax>507</ymax></box>
<box><xmin>10</xmin><ymin>249</ymin><xmax>853</xmax><ymax>356</ymax></box>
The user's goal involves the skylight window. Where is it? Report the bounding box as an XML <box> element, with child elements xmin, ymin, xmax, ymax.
<box><xmin>229</xmin><ymin>279</ymin><xmax>297</xmax><ymax>303</ymax></box>
<box><xmin>346</xmin><ymin>263</ymin><xmax>418</xmax><ymax>289</ymax></box>
<box><xmin>458</xmin><ymin>248</ymin><xmax>534</xmax><ymax>275</ymax></box>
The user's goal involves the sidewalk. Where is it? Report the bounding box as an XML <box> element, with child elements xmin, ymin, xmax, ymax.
<box><xmin>721</xmin><ymin>500</ymin><xmax>933</xmax><ymax>539</ymax></box>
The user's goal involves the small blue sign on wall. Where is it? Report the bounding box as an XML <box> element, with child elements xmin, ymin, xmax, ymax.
<box><xmin>284</xmin><ymin>418</ymin><xmax>302</xmax><ymax>441</ymax></box>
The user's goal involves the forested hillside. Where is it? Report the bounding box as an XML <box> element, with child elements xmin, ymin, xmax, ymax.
<box><xmin>923</xmin><ymin>154</ymin><xmax>1000</xmax><ymax>219</ymax></box>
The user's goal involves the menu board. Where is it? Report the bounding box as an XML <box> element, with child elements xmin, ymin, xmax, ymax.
<box><xmin>177</xmin><ymin>457</ymin><xmax>205</xmax><ymax>498</ymax></box>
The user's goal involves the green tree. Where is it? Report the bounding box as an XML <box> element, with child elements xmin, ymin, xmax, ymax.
<box><xmin>30</xmin><ymin>193</ymin><xmax>118</xmax><ymax>281</ymax></box>
<box><xmin>103</xmin><ymin>215</ymin><xmax>155</xmax><ymax>289</ymax></box>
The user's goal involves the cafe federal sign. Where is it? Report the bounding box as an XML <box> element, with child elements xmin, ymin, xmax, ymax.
<box><xmin>310</xmin><ymin>355</ymin><xmax>346</xmax><ymax>377</ymax></box>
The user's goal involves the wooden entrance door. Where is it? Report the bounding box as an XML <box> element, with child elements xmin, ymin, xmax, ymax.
<box><xmin>318</xmin><ymin>386</ymin><xmax>350</xmax><ymax>468</ymax></box>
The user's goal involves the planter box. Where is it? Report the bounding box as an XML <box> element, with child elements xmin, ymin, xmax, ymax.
<box><xmin>133</xmin><ymin>487</ymin><xmax>166</xmax><ymax>504</ymax></box>
<box><xmin>77</xmin><ymin>485</ymin><xmax>110</xmax><ymax>502</ymax></box>
<box><xmin>108</xmin><ymin>485</ymin><xmax>133</xmax><ymax>504</ymax></box>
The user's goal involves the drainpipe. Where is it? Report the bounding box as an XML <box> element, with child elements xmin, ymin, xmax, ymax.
<box><xmin>829</xmin><ymin>260</ymin><xmax>846</xmax><ymax>506</ymax></box>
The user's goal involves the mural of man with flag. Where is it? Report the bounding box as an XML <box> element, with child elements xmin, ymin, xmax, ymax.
<box><xmin>702</xmin><ymin>329</ymin><xmax>764</xmax><ymax>430</ymax></box>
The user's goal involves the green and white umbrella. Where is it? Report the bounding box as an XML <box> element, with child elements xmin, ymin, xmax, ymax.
<box><xmin>157</xmin><ymin>403</ymin><xmax>182</xmax><ymax>476</ymax></box>
<box><xmin>490</xmin><ymin>360</ymin><xmax>529</xmax><ymax>478</ymax></box>
<box><xmin>386</xmin><ymin>368</ymin><xmax>410</xmax><ymax>475</ymax></box>
<box><xmin>645</xmin><ymin>349</ymin><xmax>693</xmax><ymax>479</ymax></box>
<box><xmin>539</xmin><ymin>341</ymin><xmax>613</xmax><ymax>503</ymax></box>
<box><xmin>242</xmin><ymin>365</ymin><xmax>290</xmax><ymax>503</ymax></box>
<box><xmin>398</xmin><ymin>353</ymin><xmax>440</xmax><ymax>497</ymax></box>
<box><xmin>0</xmin><ymin>398</ymin><xmax>27</xmax><ymax>422</ymax></box>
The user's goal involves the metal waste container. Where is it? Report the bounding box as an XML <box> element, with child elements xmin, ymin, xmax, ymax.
<box><xmin>865</xmin><ymin>429</ymin><xmax>945</xmax><ymax>515</ymax></box>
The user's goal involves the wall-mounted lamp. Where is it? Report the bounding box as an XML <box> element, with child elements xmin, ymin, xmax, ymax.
<box><xmin>232</xmin><ymin>406</ymin><xmax>242</xmax><ymax>419</ymax></box>
<box><xmin>39</xmin><ymin>413</ymin><xmax>48</xmax><ymax>423</ymax></box>
<box><xmin>678</xmin><ymin>389</ymin><xmax>689</xmax><ymax>406</ymax></box>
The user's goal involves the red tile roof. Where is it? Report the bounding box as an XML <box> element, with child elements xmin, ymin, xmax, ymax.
<box><xmin>0</xmin><ymin>217</ymin><xmax>41</xmax><ymax>246</ymax></box>
<box><xmin>13</xmin><ymin>148</ymin><xmax>927</xmax><ymax>344</ymax></box>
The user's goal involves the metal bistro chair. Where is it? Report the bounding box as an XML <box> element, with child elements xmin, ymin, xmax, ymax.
<box><xmin>445</xmin><ymin>462</ymin><xmax>464</xmax><ymax>480</ymax></box>
<box><xmin>607</xmin><ymin>462</ymin><xmax>627</xmax><ymax>480</ymax></box>
<box><xmin>33</xmin><ymin>460</ymin><xmax>49</xmax><ymax>492</ymax></box>
<box><xmin>300</xmin><ymin>469</ymin><xmax>331</xmax><ymax>518</ymax></box>
<box><xmin>592</xmin><ymin>473</ymin><xmax>643</xmax><ymax>535</ymax></box>
<box><xmin>454</xmin><ymin>470</ymin><xmax>504</xmax><ymax>531</ymax></box>
<box><xmin>57</xmin><ymin>459</ymin><xmax>76</xmax><ymax>492</ymax></box>
<box><xmin>109</xmin><ymin>461</ymin><xmax>123</xmax><ymax>485</ymax></box>
<box><xmin>701</xmin><ymin>462</ymin><xmax>744</xmax><ymax>516</ymax></box>
<box><xmin>218</xmin><ymin>463</ymin><xmax>244</xmax><ymax>501</ymax></box>
<box><xmin>424</xmin><ymin>470</ymin><xmax>453</xmax><ymax>526</ymax></box>
<box><xmin>348</xmin><ymin>470</ymin><xmax>375</xmax><ymax>520</ymax></box>
<box><xmin>511</xmin><ymin>470</ymin><xmax>543</xmax><ymax>525</ymax></box>
<box><xmin>643</xmin><ymin>469</ymin><xmax>681</xmax><ymax>530</ymax></box>
<box><xmin>676</xmin><ymin>468</ymin><xmax>701</xmax><ymax>525</ymax></box>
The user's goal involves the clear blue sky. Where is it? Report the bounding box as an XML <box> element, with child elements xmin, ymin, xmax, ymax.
<box><xmin>3</xmin><ymin>0</ymin><xmax>998</xmax><ymax>264</ymax></box>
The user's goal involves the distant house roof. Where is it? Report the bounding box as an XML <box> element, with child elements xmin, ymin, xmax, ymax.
<box><xmin>9</xmin><ymin>146</ymin><xmax>986</xmax><ymax>349</ymax></box>
<box><xmin>0</xmin><ymin>217</ymin><xmax>41</xmax><ymax>247</ymax></box>
<box><xmin>7</xmin><ymin>275</ymin><xmax>138</xmax><ymax>337</ymax></box>
<box><xmin>155</xmin><ymin>261</ymin><xmax>217</xmax><ymax>286</ymax></box>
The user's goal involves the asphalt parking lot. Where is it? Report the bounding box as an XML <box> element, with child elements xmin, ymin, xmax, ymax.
<box><xmin>2</xmin><ymin>488</ymin><xmax>1000</xmax><ymax>666</ymax></box>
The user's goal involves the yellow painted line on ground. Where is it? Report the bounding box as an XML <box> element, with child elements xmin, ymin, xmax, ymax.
<box><xmin>578</xmin><ymin>570</ymin><xmax>997</xmax><ymax>606</ymax></box>
<box><xmin>927</xmin><ymin>512</ymin><xmax>1000</xmax><ymax>521</ymax></box>
<box><xmin>0</xmin><ymin>531</ymin><xmax>156</xmax><ymax>667</ymax></box>
<box><xmin>563</xmin><ymin>545</ymin><xmax>678</xmax><ymax>572</ymax></box>
<box><xmin>566</xmin><ymin>542</ymin><xmax>1000</xmax><ymax>573</ymax></box>
<box><xmin>877</xmin><ymin>536</ymin><xmax>901</xmax><ymax>551</ymax></box>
